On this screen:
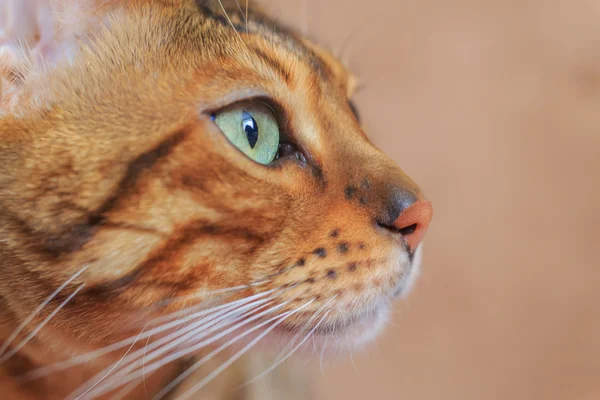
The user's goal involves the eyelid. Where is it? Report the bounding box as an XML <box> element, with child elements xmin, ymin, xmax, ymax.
<box><xmin>257</xmin><ymin>100</ymin><xmax>277</xmax><ymax>116</ymax></box>
<box><xmin>206</xmin><ymin>97</ymin><xmax>278</xmax><ymax>121</ymax></box>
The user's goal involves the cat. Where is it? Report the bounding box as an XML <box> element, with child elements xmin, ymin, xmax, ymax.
<box><xmin>0</xmin><ymin>0</ymin><xmax>433</xmax><ymax>399</ymax></box>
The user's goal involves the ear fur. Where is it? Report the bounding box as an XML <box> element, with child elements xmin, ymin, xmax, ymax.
<box><xmin>0</xmin><ymin>0</ymin><xmax>109</xmax><ymax>113</ymax></box>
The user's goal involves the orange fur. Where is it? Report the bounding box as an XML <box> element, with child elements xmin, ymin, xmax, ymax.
<box><xmin>0</xmin><ymin>1</ymin><xmax>430</xmax><ymax>398</ymax></box>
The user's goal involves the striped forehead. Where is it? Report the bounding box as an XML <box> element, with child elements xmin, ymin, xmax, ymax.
<box><xmin>193</xmin><ymin>0</ymin><xmax>334</xmax><ymax>79</ymax></box>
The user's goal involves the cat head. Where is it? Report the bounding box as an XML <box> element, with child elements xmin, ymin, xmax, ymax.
<box><xmin>0</xmin><ymin>0</ymin><xmax>432</xmax><ymax>355</ymax></box>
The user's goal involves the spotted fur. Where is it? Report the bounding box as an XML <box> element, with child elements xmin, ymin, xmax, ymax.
<box><xmin>0</xmin><ymin>1</ymin><xmax>430</xmax><ymax>398</ymax></box>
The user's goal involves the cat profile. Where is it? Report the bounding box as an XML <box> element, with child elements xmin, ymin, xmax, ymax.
<box><xmin>0</xmin><ymin>1</ymin><xmax>432</xmax><ymax>398</ymax></box>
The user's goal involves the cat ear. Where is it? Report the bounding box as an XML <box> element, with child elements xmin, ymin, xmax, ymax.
<box><xmin>1</xmin><ymin>0</ymin><xmax>36</xmax><ymax>110</ymax></box>
<box><xmin>0</xmin><ymin>0</ymin><xmax>108</xmax><ymax>112</ymax></box>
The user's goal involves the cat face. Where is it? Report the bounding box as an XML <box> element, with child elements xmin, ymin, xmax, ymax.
<box><xmin>0</xmin><ymin>0</ymin><xmax>432</xmax><ymax>362</ymax></box>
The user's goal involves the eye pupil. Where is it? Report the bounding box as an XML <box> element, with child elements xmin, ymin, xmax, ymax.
<box><xmin>212</xmin><ymin>102</ymin><xmax>280</xmax><ymax>165</ymax></box>
<box><xmin>242</xmin><ymin>111</ymin><xmax>259</xmax><ymax>149</ymax></box>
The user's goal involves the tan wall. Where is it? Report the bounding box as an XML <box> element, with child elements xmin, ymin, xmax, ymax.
<box><xmin>263</xmin><ymin>1</ymin><xmax>600</xmax><ymax>399</ymax></box>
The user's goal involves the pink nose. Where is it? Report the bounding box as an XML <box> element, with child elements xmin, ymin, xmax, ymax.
<box><xmin>392</xmin><ymin>199</ymin><xmax>433</xmax><ymax>251</ymax></box>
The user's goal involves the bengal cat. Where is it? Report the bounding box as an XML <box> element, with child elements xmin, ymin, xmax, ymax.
<box><xmin>0</xmin><ymin>1</ymin><xmax>433</xmax><ymax>399</ymax></box>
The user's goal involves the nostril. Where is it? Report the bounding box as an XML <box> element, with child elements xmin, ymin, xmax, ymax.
<box><xmin>377</xmin><ymin>221</ymin><xmax>418</xmax><ymax>236</ymax></box>
<box><xmin>376</xmin><ymin>221</ymin><xmax>417</xmax><ymax>236</ymax></box>
<box><xmin>398</xmin><ymin>223</ymin><xmax>417</xmax><ymax>236</ymax></box>
<box><xmin>377</xmin><ymin>200</ymin><xmax>433</xmax><ymax>252</ymax></box>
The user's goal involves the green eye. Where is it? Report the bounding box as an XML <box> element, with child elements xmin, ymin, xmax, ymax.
<box><xmin>213</xmin><ymin>102</ymin><xmax>280</xmax><ymax>165</ymax></box>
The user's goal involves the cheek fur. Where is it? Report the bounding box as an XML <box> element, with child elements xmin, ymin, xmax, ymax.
<box><xmin>0</xmin><ymin>3</ymin><xmax>432</xmax><ymax>398</ymax></box>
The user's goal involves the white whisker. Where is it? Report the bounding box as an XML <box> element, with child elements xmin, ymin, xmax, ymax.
<box><xmin>240</xmin><ymin>310</ymin><xmax>330</xmax><ymax>388</ymax></box>
<box><xmin>319</xmin><ymin>338</ymin><xmax>326</xmax><ymax>373</ymax></box>
<box><xmin>157</xmin><ymin>280</ymin><xmax>270</xmax><ymax>310</ymax></box>
<box><xmin>69</xmin><ymin>295</ymin><xmax>274</xmax><ymax>400</ymax></box>
<box><xmin>349</xmin><ymin>351</ymin><xmax>365</xmax><ymax>380</ymax></box>
<box><xmin>153</xmin><ymin>305</ymin><xmax>295</xmax><ymax>400</ymax></box>
<box><xmin>21</xmin><ymin>290</ymin><xmax>274</xmax><ymax>382</ymax></box>
<box><xmin>74</xmin><ymin>294</ymin><xmax>287</xmax><ymax>399</ymax></box>
<box><xmin>172</xmin><ymin>299</ymin><xmax>315</xmax><ymax>400</ymax></box>
<box><xmin>274</xmin><ymin>295</ymin><xmax>336</xmax><ymax>359</ymax></box>
<box><xmin>110</xmin><ymin>378</ymin><xmax>144</xmax><ymax>400</ymax></box>
<box><xmin>0</xmin><ymin>283</ymin><xmax>86</xmax><ymax>364</ymax></box>
<box><xmin>234</xmin><ymin>0</ymin><xmax>246</xmax><ymax>24</ymax></box>
<box><xmin>89</xmin><ymin>287</ymin><xmax>300</xmax><ymax>394</ymax></box>
<box><xmin>151</xmin><ymin>286</ymin><xmax>273</xmax><ymax>325</ymax></box>
<box><xmin>73</xmin><ymin>327</ymin><xmax>147</xmax><ymax>400</ymax></box>
<box><xmin>237</xmin><ymin>296</ymin><xmax>337</xmax><ymax>389</ymax></box>
<box><xmin>0</xmin><ymin>265</ymin><xmax>88</xmax><ymax>358</ymax></box>
<box><xmin>217</xmin><ymin>0</ymin><xmax>244</xmax><ymax>43</ymax></box>
<box><xmin>142</xmin><ymin>335</ymin><xmax>151</xmax><ymax>399</ymax></box>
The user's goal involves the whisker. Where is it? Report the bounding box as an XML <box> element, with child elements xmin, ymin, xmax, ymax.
<box><xmin>349</xmin><ymin>351</ymin><xmax>365</xmax><ymax>380</ymax></box>
<box><xmin>73</xmin><ymin>295</ymin><xmax>285</xmax><ymax>399</ymax></box>
<box><xmin>84</xmin><ymin>297</ymin><xmax>295</xmax><ymax>399</ymax></box>
<box><xmin>68</xmin><ymin>295</ymin><xmax>274</xmax><ymax>399</ymax></box>
<box><xmin>151</xmin><ymin>283</ymin><xmax>272</xmax><ymax>324</ymax></box>
<box><xmin>319</xmin><ymin>337</ymin><xmax>326</xmax><ymax>373</ymax></box>
<box><xmin>159</xmin><ymin>280</ymin><xmax>270</xmax><ymax>307</ymax></box>
<box><xmin>110</xmin><ymin>378</ymin><xmax>145</xmax><ymax>400</ymax></box>
<box><xmin>172</xmin><ymin>299</ymin><xmax>315</xmax><ymax>400</ymax></box>
<box><xmin>20</xmin><ymin>290</ymin><xmax>273</xmax><ymax>382</ymax></box>
<box><xmin>234</xmin><ymin>0</ymin><xmax>246</xmax><ymax>24</ymax></box>
<box><xmin>131</xmin><ymin>289</ymin><xmax>301</xmax><ymax>376</ymax></box>
<box><xmin>142</xmin><ymin>335</ymin><xmax>151</xmax><ymax>399</ymax></box>
<box><xmin>240</xmin><ymin>309</ymin><xmax>330</xmax><ymax>388</ymax></box>
<box><xmin>337</xmin><ymin>12</ymin><xmax>381</xmax><ymax>61</ymax></box>
<box><xmin>0</xmin><ymin>265</ymin><xmax>89</xmax><ymax>358</ymax></box>
<box><xmin>151</xmin><ymin>305</ymin><xmax>298</xmax><ymax>400</ymax></box>
<box><xmin>73</xmin><ymin>327</ymin><xmax>147</xmax><ymax>400</ymax></box>
<box><xmin>275</xmin><ymin>295</ymin><xmax>336</xmax><ymax>358</ymax></box>
<box><xmin>107</xmin><ymin>287</ymin><xmax>301</xmax><ymax>387</ymax></box>
<box><xmin>0</xmin><ymin>283</ymin><xmax>86</xmax><ymax>364</ymax></box>
<box><xmin>236</xmin><ymin>296</ymin><xmax>337</xmax><ymax>390</ymax></box>
<box><xmin>217</xmin><ymin>0</ymin><xmax>244</xmax><ymax>43</ymax></box>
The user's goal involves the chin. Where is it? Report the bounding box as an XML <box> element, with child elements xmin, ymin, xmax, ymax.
<box><xmin>215</xmin><ymin>244</ymin><xmax>425</xmax><ymax>359</ymax></box>
<box><xmin>311</xmin><ymin>304</ymin><xmax>392</xmax><ymax>353</ymax></box>
<box><xmin>222</xmin><ymin>303</ymin><xmax>390</xmax><ymax>362</ymax></box>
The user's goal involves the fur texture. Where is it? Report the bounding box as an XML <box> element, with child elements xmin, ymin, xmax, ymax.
<box><xmin>0</xmin><ymin>1</ymin><xmax>430</xmax><ymax>398</ymax></box>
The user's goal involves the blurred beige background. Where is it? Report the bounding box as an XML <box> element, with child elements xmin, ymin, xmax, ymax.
<box><xmin>261</xmin><ymin>0</ymin><xmax>600</xmax><ymax>399</ymax></box>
